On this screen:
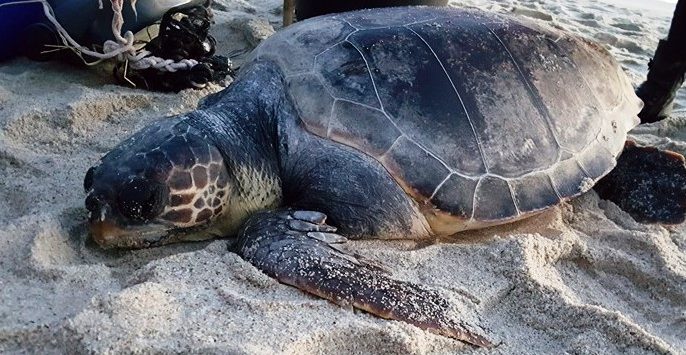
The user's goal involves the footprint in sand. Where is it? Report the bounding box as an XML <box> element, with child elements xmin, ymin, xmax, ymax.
<box><xmin>611</xmin><ymin>22</ymin><xmax>643</xmax><ymax>32</ymax></box>
<box><xmin>4</xmin><ymin>93</ymin><xmax>158</xmax><ymax>155</ymax></box>
<box><xmin>511</xmin><ymin>7</ymin><xmax>554</xmax><ymax>22</ymax></box>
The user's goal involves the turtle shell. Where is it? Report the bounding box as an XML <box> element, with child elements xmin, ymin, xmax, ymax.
<box><xmin>249</xmin><ymin>7</ymin><xmax>642</xmax><ymax>234</ymax></box>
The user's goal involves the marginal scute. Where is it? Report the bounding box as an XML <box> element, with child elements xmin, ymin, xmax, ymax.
<box><xmin>380</xmin><ymin>136</ymin><xmax>450</xmax><ymax>201</ymax></box>
<box><xmin>599</xmin><ymin>111</ymin><xmax>636</xmax><ymax>159</ymax></box>
<box><xmin>430</xmin><ymin>175</ymin><xmax>478</xmax><ymax>218</ymax></box>
<box><xmin>473</xmin><ymin>176</ymin><xmax>518</xmax><ymax>221</ymax></box>
<box><xmin>328</xmin><ymin>101</ymin><xmax>401</xmax><ymax>156</ymax></box>
<box><xmin>549</xmin><ymin>159</ymin><xmax>588</xmax><ymax>197</ymax></box>
<box><xmin>577</xmin><ymin>145</ymin><xmax>616</xmax><ymax>180</ymax></box>
<box><xmin>510</xmin><ymin>172</ymin><xmax>560</xmax><ymax>213</ymax></box>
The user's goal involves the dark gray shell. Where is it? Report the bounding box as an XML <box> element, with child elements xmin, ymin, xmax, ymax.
<box><xmin>249</xmin><ymin>7</ymin><xmax>641</xmax><ymax>226</ymax></box>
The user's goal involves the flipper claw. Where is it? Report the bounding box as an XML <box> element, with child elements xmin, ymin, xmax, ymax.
<box><xmin>288</xmin><ymin>219</ymin><xmax>337</xmax><ymax>232</ymax></box>
<box><xmin>292</xmin><ymin>210</ymin><xmax>328</xmax><ymax>224</ymax></box>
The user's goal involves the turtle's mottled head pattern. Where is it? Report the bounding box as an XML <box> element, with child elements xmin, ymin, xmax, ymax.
<box><xmin>84</xmin><ymin>117</ymin><xmax>231</xmax><ymax>248</ymax></box>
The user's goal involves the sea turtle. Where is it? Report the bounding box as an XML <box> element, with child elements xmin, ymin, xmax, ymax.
<box><xmin>83</xmin><ymin>7</ymin><xmax>686</xmax><ymax>347</ymax></box>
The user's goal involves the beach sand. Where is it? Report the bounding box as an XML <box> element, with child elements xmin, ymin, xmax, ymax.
<box><xmin>0</xmin><ymin>0</ymin><xmax>684</xmax><ymax>353</ymax></box>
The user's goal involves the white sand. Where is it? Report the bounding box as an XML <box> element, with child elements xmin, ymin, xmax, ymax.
<box><xmin>1</xmin><ymin>0</ymin><xmax>685</xmax><ymax>353</ymax></box>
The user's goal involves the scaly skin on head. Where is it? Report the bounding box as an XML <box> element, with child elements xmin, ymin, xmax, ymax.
<box><xmin>159</xmin><ymin>141</ymin><xmax>231</xmax><ymax>228</ymax></box>
<box><xmin>84</xmin><ymin>101</ymin><xmax>282</xmax><ymax>248</ymax></box>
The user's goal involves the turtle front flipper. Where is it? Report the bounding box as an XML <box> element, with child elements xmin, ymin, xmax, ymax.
<box><xmin>233</xmin><ymin>209</ymin><xmax>492</xmax><ymax>348</ymax></box>
<box><xmin>594</xmin><ymin>141</ymin><xmax>686</xmax><ymax>224</ymax></box>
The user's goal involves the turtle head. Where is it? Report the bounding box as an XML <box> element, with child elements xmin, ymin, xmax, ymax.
<box><xmin>84</xmin><ymin>120</ymin><xmax>232</xmax><ymax>249</ymax></box>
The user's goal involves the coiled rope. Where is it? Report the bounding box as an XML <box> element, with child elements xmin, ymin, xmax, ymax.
<box><xmin>0</xmin><ymin>0</ymin><xmax>197</xmax><ymax>71</ymax></box>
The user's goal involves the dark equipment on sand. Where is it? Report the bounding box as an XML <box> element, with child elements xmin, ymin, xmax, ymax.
<box><xmin>113</xmin><ymin>5</ymin><xmax>232</xmax><ymax>92</ymax></box>
<box><xmin>0</xmin><ymin>0</ymin><xmax>230</xmax><ymax>92</ymax></box>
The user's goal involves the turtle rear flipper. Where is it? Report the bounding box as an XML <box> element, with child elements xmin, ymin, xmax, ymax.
<box><xmin>234</xmin><ymin>209</ymin><xmax>492</xmax><ymax>348</ymax></box>
<box><xmin>594</xmin><ymin>141</ymin><xmax>686</xmax><ymax>224</ymax></box>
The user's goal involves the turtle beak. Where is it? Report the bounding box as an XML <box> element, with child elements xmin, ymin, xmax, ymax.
<box><xmin>88</xmin><ymin>206</ymin><xmax>172</xmax><ymax>249</ymax></box>
<box><xmin>90</xmin><ymin>219</ymin><xmax>127</xmax><ymax>248</ymax></box>
<box><xmin>87</xmin><ymin>205</ymin><xmax>115</xmax><ymax>246</ymax></box>
<box><xmin>88</xmin><ymin>205</ymin><xmax>130</xmax><ymax>248</ymax></box>
<box><xmin>89</xmin><ymin>219</ymin><xmax>173</xmax><ymax>249</ymax></box>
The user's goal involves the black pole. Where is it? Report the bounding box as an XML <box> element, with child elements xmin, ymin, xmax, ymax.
<box><xmin>636</xmin><ymin>0</ymin><xmax>686</xmax><ymax>123</ymax></box>
<box><xmin>668</xmin><ymin>0</ymin><xmax>686</xmax><ymax>42</ymax></box>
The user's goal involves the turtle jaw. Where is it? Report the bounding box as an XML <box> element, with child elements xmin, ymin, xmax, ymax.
<box><xmin>89</xmin><ymin>218</ymin><xmax>174</xmax><ymax>249</ymax></box>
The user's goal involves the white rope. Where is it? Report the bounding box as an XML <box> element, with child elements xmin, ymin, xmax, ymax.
<box><xmin>0</xmin><ymin>0</ymin><xmax>197</xmax><ymax>71</ymax></box>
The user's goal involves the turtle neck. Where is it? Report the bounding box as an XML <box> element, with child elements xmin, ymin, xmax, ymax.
<box><xmin>184</xmin><ymin>61</ymin><xmax>287</xmax><ymax>235</ymax></box>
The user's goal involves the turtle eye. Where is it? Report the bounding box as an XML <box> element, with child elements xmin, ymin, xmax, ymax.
<box><xmin>117</xmin><ymin>177</ymin><xmax>168</xmax><ymax>222</ymax></box>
